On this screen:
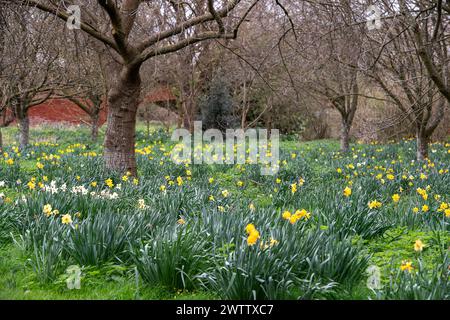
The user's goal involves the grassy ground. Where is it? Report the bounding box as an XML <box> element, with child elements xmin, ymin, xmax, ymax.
<box><xmin>0</xmin><ymin>124</ymin><xmax>449</xmax><ymax>300</ymax></box>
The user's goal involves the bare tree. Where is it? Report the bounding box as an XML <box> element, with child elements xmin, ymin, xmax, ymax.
<box><xmin>276</xmin><ymin>1</ymin><xmax>366</xmax><ymax>151</ymax></box>
<box><xmin>1</xmin><ymin>6</ymin><xmax>67</xmax><ymax>149</ymax></box>
<box><xmin>361</xmin><ymin>1</ymin><xmax>448</xmax><ymax>160</ymax></box>
<box><xmin>402</xmin><ymin>0</ymin><xmax>450</xmax><ymax>104</ymax></box>
<box><xmin>59</xmin><ymin>34</ymin><xmax>109</xmax><ymax>142</ymax></box>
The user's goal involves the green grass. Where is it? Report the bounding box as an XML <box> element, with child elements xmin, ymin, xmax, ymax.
<box><xmin>0</xmin><ymin>245</ymin><xmax>216</xmax><ymax>300</ymax></box>
<box><xmin>0</xmin><ymin>124</ymin><xmax>449</xmax><ymax>300</ymax></box>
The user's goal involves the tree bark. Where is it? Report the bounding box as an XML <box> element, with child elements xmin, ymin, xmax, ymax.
<box><xmin>416</xmin><ymin>131</ymin><xmax>429</xmax><ymax>161</ymax></box>
<box><xmin>340</xmin><ymin>119</ymin><xmax>350</xmax><ymax>153</ymax></box>
<box><xmin>103</xmin><ymin>66</ymin><xmax>141</xmax><ymax>176</ymax></box>
<box><xmin>91</xmin><ymin>112</ymin><xmax>99</xmax><ymax>142</ymax></box>
<box><xmin>18</xmin><ymin>115</ymin><xmax>30</xmax><ymax>150</ymax></box>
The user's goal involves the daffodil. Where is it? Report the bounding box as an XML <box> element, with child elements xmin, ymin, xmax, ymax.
<box><xmin>445</xmin><ymin>209</ymin><xmax>450</xmax><ymax>217</ymax></box>
<box><xmin>343</xmin><ymin>187</ymin><xmax>352</xmax><ymax>197</ymax></box>
<box><xmin>414</xmin><ymin>239</ymin><xmax>424</xmax><ymax>252</ymax></box>
<box><xmin>400</xmin><ymin>260</ymin><xmax>413</xmax><ymax>272</ymax></box>
<box><xmin>392</xmin><ymin>194</ymin><xmax>400</xmax><ymax>203</ymax></box>
<box><xmin>61</xmin><ymin>214</ymin><xmax>72</xmax><ymax>225</ymax></box>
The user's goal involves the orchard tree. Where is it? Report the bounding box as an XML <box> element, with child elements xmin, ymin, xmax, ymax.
<box><xmin>1</xmin><ymin>6</ymin><xmax>64</xmax><ymax>149</ymax></box>
<box><xmin>363</xmin><ymin>0</ymin><xmax>448</xmax><ymax>160</ymax></box>
<box><xmin>281</xmin><ymin>1</ymin><xmax>367</xmax><ymax>152</ymax></box>
<box><xmin>60</xmin><ymin>35</ymin><xmax>109</xmax><ymax>142</ymax></box>
<box><xmin>402</xmin><ymin>0</ymin><xmax>450</xmax><ymax>104</ymax></box>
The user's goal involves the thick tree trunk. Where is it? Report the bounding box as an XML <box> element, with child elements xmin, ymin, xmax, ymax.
<box><xmin>19</xmin><ymin>115</ymin><xmax>30</xmax><ymax>150</ymax></box>
<box><xmin>416</xmin><ymin>132</ymin><xmax>429</xmax><ymax>161</ymax></box>
<box><xmin>103</xmin><ymin>66</ymin><xmax>141</xmax><ymax>176</ymax></box>
<box><xmin>91</xmin><ymin>113</ymin><xmax>99</xmax><ymax>142</ymax></box>
<box><xmin>340</xmin><ymin>119</ymin><xmax>350</xmax><ymax>153</ymax></box>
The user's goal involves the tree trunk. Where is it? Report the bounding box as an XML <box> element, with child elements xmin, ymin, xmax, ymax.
<box><xmin>416</xmin><ymin>132</ymin><xmax>429</xmax><ymax>161</ymax></box>
<box><xmin>103</xmin><ymin>66</ymin><xmax>141</xmax><ymax>176</ymax></box>
<box><xmin>91</xmin><ymin>112</ymin><xmax>99</xmax><ymax>142</ymax></box>
<box><xmin>19</xmin><ymin>115</ymin><xmax>30</xmax><ymax>150</ymax></box>
<box><xmin>0</xmin><ymin>127</ymin><xmax>3</xmax><ymax>152</ymax></box>
<box><xmin>340</xmin><ymin>119</ymin><xmax>350</xmax><ymax>153</ymax></box>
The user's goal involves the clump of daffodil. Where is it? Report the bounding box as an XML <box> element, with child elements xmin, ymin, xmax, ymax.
<box><xmin>437</xmin><ymin>202</ymin><xmax>449</xmax><ymax>212</ymax></box>
<box><xmin>416</xmin><ymin>187</ymin><xmax>428</xmax><ymax>200</ymax></box>
<box><xmin>43</xmin><ymin>204</ymin><xmax>59</xmax><ymax>217</ymax></box>
<box><xmin>282</xmin><ymin>209</ymin><xmax>311</xmax><ymax>224</ymax></box>
<box><xmin>43</xmin><ymin>204</ymin><xmax>53</xmax><ymax>216</ymax></box>
<box><xmin>245</xmin><ymin>223</ymin><xmax>260</xmax><ymax>246</ymax></box>
<box><xmin>105</xmin><ymin>178</ymin><xmax>114</xmax><ymax>188</ymax></box>
<box><xmin>290</xmin><ymin>183</ymin><xmax>297</xmax><ymax>194</ymax></box>
<box><xmin>368</xmin><ymin>200</ymin><xmax>382</xmax><ymax>209</ymax></box>
<box><xmin>27</xmin><ymin>180</ymin><xmax>36</xmax><ymax>190</ymax></box>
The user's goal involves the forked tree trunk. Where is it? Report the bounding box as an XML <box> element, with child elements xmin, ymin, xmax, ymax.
<box><xmin>19</xmin><ymin>115</ymin><xmax>30</xmax><ymax>150</ymax></box>
<box><xmin>416</xmin><ymin>132</ymin><xmax>429</xmax><ymax>161</ymax></box>
<box><xmin>340</xmin><ymin>119</ymin><xmax>350</xmax><ymax>153</ymax></box>
<box><xmin>103</xmin><ymin>66</ymin><xmax>141</xmax><ymax>176</ymax></box>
